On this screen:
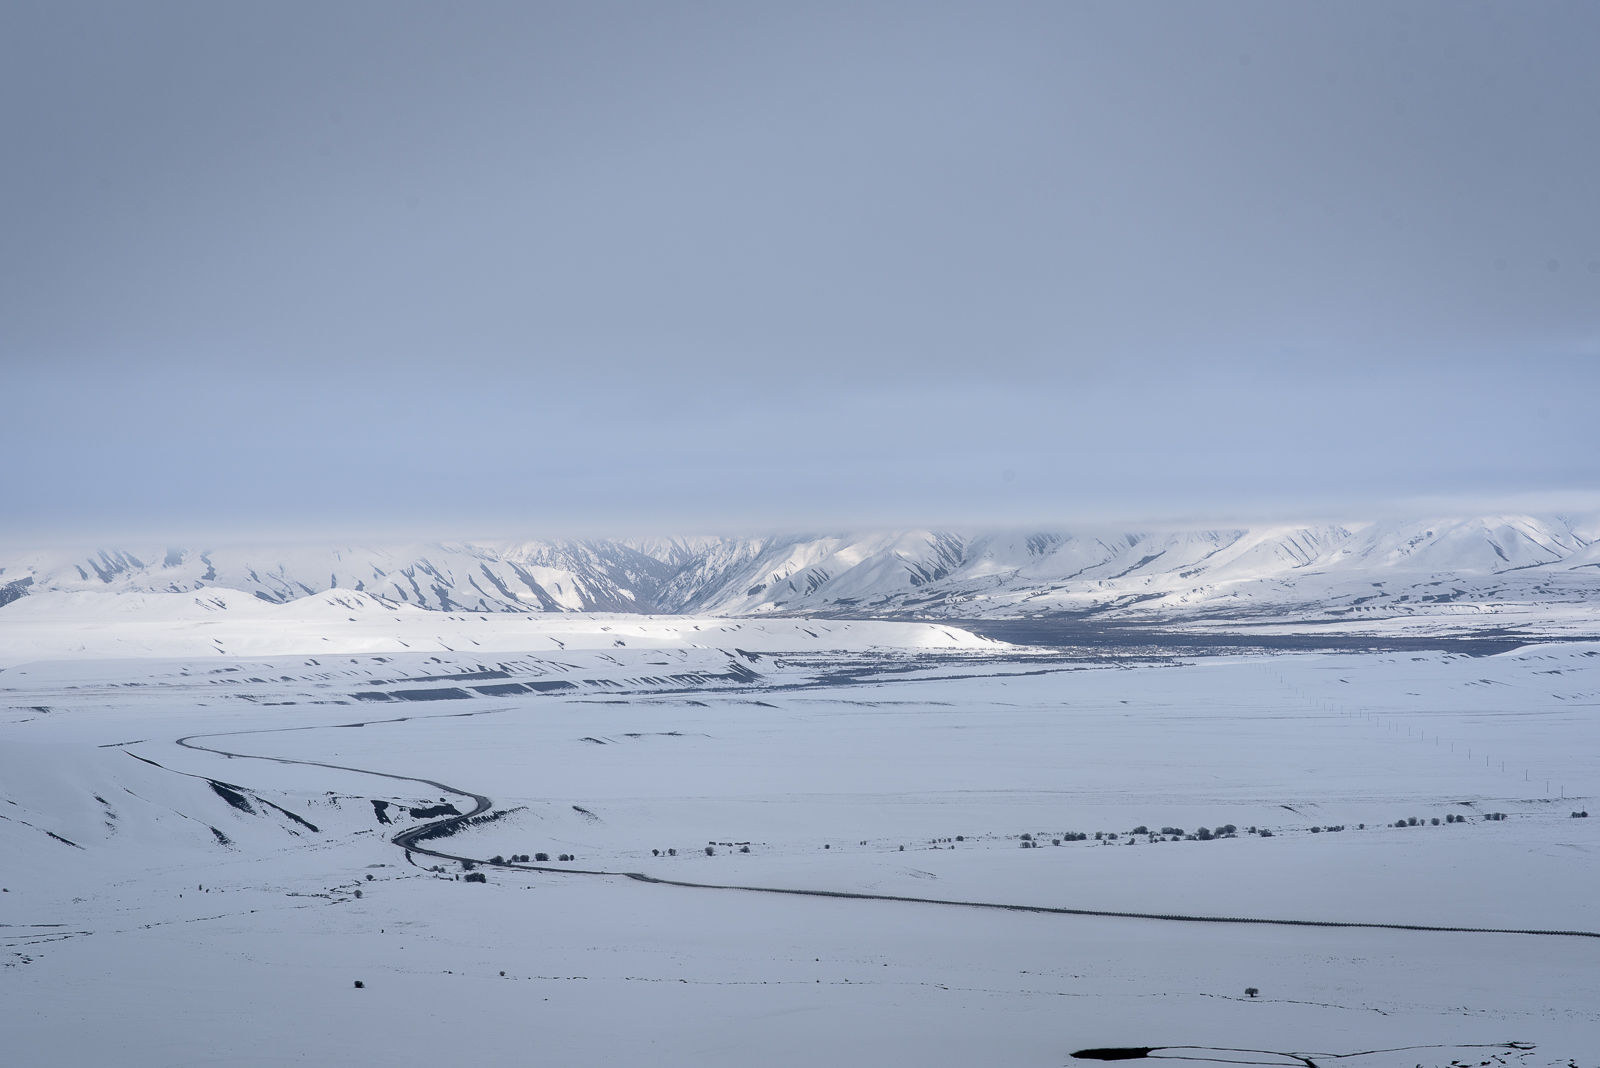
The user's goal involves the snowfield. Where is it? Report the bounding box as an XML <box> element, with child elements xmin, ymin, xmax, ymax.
<box><xmin>2</xmin><ymin>599</ymin><xmax>1597</xmax><ymax>1067</ymax></box>
<box><xmin>0</xmin><ymin>587</ymin><xmax>994</xmax><ymax>667</ymax></box>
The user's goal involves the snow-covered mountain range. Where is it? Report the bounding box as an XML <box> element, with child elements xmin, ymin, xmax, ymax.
<box><xmin>4</xmin><ymin>515</ymin><xmax>1599</xmax><ymax>631</ymax></box>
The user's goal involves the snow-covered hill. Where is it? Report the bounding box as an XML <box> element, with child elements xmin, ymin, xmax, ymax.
<box><xmin>0</xmin><ymin>541</ymin><xmax>677</xmax><ymax>614</ymax></box>
<box><xmin>4</xmin><ymin>515</ymin><xmax>1599</xmax><ymax>633</ymax></box>
<box><xmin>0</xmin><ymin>587</ymin><xmax>996</xmax><ymax>666</ymax></box>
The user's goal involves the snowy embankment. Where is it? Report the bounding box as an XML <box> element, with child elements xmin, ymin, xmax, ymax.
<box><xmin>0</xmin><ymin>588</ymin><xmax>999</xmax><ymax>667</ymax></box>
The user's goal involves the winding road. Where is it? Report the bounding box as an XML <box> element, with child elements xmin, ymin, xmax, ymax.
<box><xmin>174</xmin><ymin>717</ymin><xmax>1600</xmax><ymax>942</ymax></box>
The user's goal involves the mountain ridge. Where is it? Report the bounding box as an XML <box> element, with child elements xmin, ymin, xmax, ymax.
<box><xmin>3</xmin><ymin>515</ymin><xmax>1598</xmax><ymax>633</ymax></box>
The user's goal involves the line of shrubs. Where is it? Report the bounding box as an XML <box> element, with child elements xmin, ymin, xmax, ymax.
<box><xmin>407</xmin><ymin>806</ymin><xmax>525</xmax><ymax>843</ymax></box>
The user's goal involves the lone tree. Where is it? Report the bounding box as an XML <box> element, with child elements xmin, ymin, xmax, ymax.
<box><xmin>1245</xmin><ymin>987</ymin><xmax>1259</xmax><ymax>998</ymax></box>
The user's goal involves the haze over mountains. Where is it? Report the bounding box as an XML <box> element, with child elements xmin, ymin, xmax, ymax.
<box><xmin>5</xmin><ymin>514</ymin><xmax>1597</xmax><ymax>634</ymax></box>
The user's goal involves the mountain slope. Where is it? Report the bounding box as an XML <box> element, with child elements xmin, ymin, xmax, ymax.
<box><xmin>3</xmin><ymin>515</ymin><xmax>1597</xmax><ymax>632</ymax></box>
<box><xmin>0</xmin><ymin>541</ymin><xmax>678</xmax><ymax>614</ymax></box>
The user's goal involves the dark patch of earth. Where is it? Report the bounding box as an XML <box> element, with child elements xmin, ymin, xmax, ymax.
<box><xmin>886</xmin><ymin>618</ymin><xmax>1560</xmax><ymax>658</ymax></box>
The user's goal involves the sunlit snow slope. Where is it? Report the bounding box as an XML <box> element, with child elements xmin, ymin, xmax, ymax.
<box><xmin>0</xmin><ymin>589</ymin><xmax>995</xmax><ymax>667</ymax></box>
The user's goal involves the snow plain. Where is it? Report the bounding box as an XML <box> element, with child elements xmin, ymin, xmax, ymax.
<box><xmin>2</xmin><ymin>594</ymin><xmax>1597</xmax><ymax>1067</ymax></box>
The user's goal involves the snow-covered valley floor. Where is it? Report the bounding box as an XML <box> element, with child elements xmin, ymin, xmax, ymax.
<box><xmin>2</xmin><ymin>606</ymin><xmax>1597</xmax><ymax>1066</ymax></box>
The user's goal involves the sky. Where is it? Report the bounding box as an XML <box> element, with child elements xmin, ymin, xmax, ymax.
<box><xmin>2</xmin><ymin>1</ymin><xmax>1598</xmax><ymax>542</ymax></box>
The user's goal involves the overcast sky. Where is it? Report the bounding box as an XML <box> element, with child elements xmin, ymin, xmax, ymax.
<box><xmin>3</xmin><ymin>1</ymin><xmax>1597</xmax><ymax>541</ymax></box>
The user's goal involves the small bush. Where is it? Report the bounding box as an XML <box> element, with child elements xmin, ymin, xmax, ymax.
<box><xmin>463</xmin><ymin>872</ymin><xmax>486</xmax><ymax>883</ymax></box>
<box><xmin>1258</xmin><ymin>829</ymin><xmax>1273</xmax><ymax>837</ymax></box>
<box><xmin>354</xmin><ymin>980</ymin><xmax>365</xmax><ymax>988</ymax></box>
<box><xmin>1407</xmin><ymin>817</ymin><xmax>1418</xmax><ymax>826</ymax></box>
<box><xmin>1131</xmin><ymin>826</ymin><xmax>1148</xmax><ymax>835</ymax></box>
<box><xmin>1310</xmin><ymin>826</ymin><xmax>1320</xmax><ymax>834</ymax></box>
<box><xmin>740</xmin><ymin>845</ymin><xmax>750</xmax><ymax>853</ymax></box>
<box><xmin>1431</xmin><ymin>818</ymin><xmax>1440</xmax><ymax>826</ymax></box>
<box><xmin>1052</xmin><ymin>839</ymin><xmax>1061</xmax><ymax>846</ymax></box>
<box><xmin>491</xmin><ymin>855</ymin><xmax>505</xmax><ymax>865</ymax></box>
<box><xmin>1197</xmin><ymin>827</ymin><xmax>1214</xmax><ymax>841</ymax></box>
<box><xmin>1572</xmin><ymin>811</ymin><xmax>1590</xmax><ymax>818</ymax></box>
<box><xmin>705</xmin><ymin>846</ymin><xmax>715</xmax><ymax>855</ymax></box>
<box><xmin>668</xmin><ymin>848</ymin><xmax>676</xmax><ymax>856</ymax></box>
<box><xmin>955</xmin><ymin>835</ymin><xmax>964</xmax><ymax>841</ymax></box>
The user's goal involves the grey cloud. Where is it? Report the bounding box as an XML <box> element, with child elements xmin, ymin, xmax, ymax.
<box><xmin>2</xmin><ymin>2</ymin><xmax>1596</xmax><ymax>538</ymax></box>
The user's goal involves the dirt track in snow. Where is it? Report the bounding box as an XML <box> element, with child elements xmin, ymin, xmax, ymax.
<box><xmin>174</xmin><ymin>717</ymin><xmax>1600</xmax><ymax>943</ymax></box>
